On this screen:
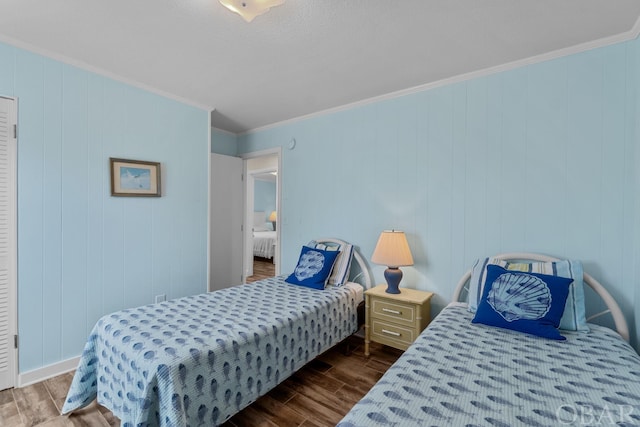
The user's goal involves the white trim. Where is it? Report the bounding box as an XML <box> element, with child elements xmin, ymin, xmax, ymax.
<box><xmin>242</xmin><ymin>16</ymin><xmax>640</xmax><ymax>136</ymax></box>
<box><xmin>206</xmin><ymin>110</ymin><xmax>213</xmax><ymax>294</ymax></box>
<box><xmin>249</xmin><ymin>166</ymin><xmax>277</xmax><ymax>181</ymax></box>
<box><xmin>0</xmin><ymin>35</ymin><xmax>214</xmax><ymax>112</ymax></box>
<box><xmin>9</xmin><ymin>96</ymin><xmax>17</xmax><ymax>389</ymax></box>
<box><xmin>239</xmin><ymin>147</ymin><xmax>282</xmax><ymax>160</ymax></box>
<box><xmin>17</xmin><ymin>356</ymin><xmax>80</xmax><ymax>388</ymax></box>
<box><xmin>3</xmin><ymin>15</ymin><xmax>638</xmax><ymax>137</ymax></box>
<box><xmin>211</xmin><ymin>126</ymin><xmax>237</xmax><ymax>137</ymax></box>
<box><xmin>241</xmin><ymin>147</ymin><xmax>282</xmax><ymax>277</ymax></box>
<box><xmin>244</xmin><ymin>167</ymin><xmax>256</xmax><ymax>279</ymax></box>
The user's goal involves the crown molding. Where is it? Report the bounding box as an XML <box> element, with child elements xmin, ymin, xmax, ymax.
<box><xmin>243</xmin><ymin>16</ymin><xmax>640</xmax><ymax>136</ymax></box>
<box><xmin>211</xmin><ymin>126</ymin><xmax>238</xmax><ymax>137</ymax></box>
<box><xmin>0</xmin><ymin>35</ymin><xmax>214</xmax><ymax>112</ymax></box>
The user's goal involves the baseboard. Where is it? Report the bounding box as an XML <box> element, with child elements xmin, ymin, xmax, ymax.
<box><xmin>17</xmin><ymin>356</ymin><xmax>80</xmax><ymax>388</ymax></box>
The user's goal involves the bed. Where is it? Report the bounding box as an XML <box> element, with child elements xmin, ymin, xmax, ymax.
<box><xmin>253</xmin><ymin>230</ymin><xmax>276</xmax><ymax>260</ymax></box>
<box><xmin>253</xmin><ymin>211</ymin><xmax>276</xmax><ymax>260</ymax></box>
<box><xmin>338</xmin><ymin>253</ymin><xmax>640</xmax><ymax>427</ymax></box>
<box><xmin>62</xmin><ymin>238</ymin><xmax>371</xmax><ymax>426</ymax></box>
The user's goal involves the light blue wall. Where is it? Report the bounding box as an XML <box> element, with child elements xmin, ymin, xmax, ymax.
<box><xmin>211</xmin><ymin>127</ymin><xmax>238</xmax><ymax>156</ymax></box>
<box><xmin>0</xmin><ymin>42</ymin><xmax>210</xmax><ymax>372</ymax></box>
<box><xmin>239</xmin><ymin>38</ymin><xmax>640</xmax><ymax>349</ymax></box>
<box><xmin>254</xmin><ymin>180</ymin><xmax>276</xmax><ymax>221</ymax></box>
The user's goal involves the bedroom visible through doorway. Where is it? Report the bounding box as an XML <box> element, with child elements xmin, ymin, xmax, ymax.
<box><xmin>243</xmin><ymin>149</ymin><xmax>281</xmax><ymax>282</ymax></box>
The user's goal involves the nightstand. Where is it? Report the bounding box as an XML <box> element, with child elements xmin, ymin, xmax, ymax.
<box><xmin>364</xmin><ymin>285</ymin><xmax>433</xmax><ymax>356</ymax></box>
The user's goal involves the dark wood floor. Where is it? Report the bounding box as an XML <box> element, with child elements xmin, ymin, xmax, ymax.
<box><xmin>247</xmin><ymin>257</ymin><xmax>276</xmax><ymax>283</ymax></box>
<box><xmin>223</xmin><ymin>336</ymin><xmax>401</xmax><ymax>426</ymax></box>
<box><xmin>0</xmin><ymin>335</ymin><xmax>402</xmax><ymax>426</ymax></box>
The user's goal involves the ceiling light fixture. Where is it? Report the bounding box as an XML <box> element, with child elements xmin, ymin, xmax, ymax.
<box><xmin>219</xmin><ymin>0</ymin><xmax>285</xmax><ymax>22</ymax></box>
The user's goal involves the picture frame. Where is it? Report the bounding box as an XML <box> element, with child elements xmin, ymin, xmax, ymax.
<box><xmin>110</xmin><ymin>158</ymin><xmax>161</xmax><ymax>197</ymax></box>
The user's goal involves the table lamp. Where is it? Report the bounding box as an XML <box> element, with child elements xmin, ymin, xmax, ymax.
<box><xmin>268</xmin><ymin>211</ymin><xmax>277</xmax><ymax>231</ymax></box>
<box><xmin>371</xmin><ymin>230</ymin><xmax>414</xmax><ymax>294</ymax></box>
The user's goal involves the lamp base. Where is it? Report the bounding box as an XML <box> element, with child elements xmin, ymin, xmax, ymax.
<box><xmin>384</xmin><ymin>267</ymin><xmax>403</xmax><ymax>294</ymax></box>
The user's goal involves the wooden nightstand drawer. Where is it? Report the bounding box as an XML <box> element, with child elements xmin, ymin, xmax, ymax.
<box><xmin>364</xmin><ymin>285</ymin><xmax>433</xmax><ymax>356</ymax></box>
<box><xmin>370</xmin><ymin>318</ymin><xmax>416</xmax><ymax>349</ymax></box>
<box><xmin>371</xmin><ymin>299</ymin><xmax>415</xmax><ymax>325</ymax></box>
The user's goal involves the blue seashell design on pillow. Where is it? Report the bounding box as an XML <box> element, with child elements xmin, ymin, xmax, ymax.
<box><xmin>487</xmin><ymin>272</ymin><xmax>552</xmax><ymax>322</ymax></box>
<box><xmin>285</xmin><ymin>245</ymin><xmax>340</xmax><ymax>289</ymax></box>
<box><xmin>294</xmin><ymin>249</ymin><xmax>325</xmax><ymax>280</ymax></box>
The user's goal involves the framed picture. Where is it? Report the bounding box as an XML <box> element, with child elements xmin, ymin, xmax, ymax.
<box><xmin>110</xmin><ymin>158</ymin><xmax>161</xmax><ymax>197</ymax></box>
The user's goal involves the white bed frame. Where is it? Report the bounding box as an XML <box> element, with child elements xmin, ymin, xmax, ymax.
<box><xmin>452</xmin><ymin>252</ymin><xmax>630</xmax><ymax>342</ymax></box>
<box><xmin>315</xmin><ymin>238</ymin><xmax>373</xmax><ymax>290</ymax></box>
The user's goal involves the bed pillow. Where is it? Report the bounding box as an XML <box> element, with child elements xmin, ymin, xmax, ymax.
<box><xmin>285</xmin><ymin>246</ymin><xmax>340</xmax><ymax>290</ymax></box>
<box><xmin>307</xmin><ymin>240</ymin><xmax>354</xmax><ymax>286</ymax></box>
<box><xmin>468</xmin><ymin>257</ymin><xmax>588</xmax><ymax>332</ymax></box>
<box><xmin>472</xmin><ymin>265</ymin><xmax>573</xmax><ymax>340</ymax></box>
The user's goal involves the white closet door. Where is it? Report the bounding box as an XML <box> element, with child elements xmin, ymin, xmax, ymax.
<box><xmin>0</xmin><ymin>96</ymin><xmax>16</xmax><ymax>391</ymax></box>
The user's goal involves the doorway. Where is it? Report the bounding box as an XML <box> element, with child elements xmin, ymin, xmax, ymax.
<box><xmin>242</xmin><ymin>148</ymin><xmax>281</xmax><ymax>282</ymax></box>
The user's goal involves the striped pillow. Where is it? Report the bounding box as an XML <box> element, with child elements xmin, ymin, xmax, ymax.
<box><xmin>307</xmin><ymin>241</ymin><xmax>354</xmax><ymax>286</ymax></box>
<box><xmin>468</xmin><ymin>257</ymin><xmax>589</xmax><ymax>332</ymax></box>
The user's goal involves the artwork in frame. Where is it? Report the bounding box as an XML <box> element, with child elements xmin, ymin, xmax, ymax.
<box><xmin>110</xmin><ymin>158</ymin><xmax>161</xmax><ymax>197</ymax></box>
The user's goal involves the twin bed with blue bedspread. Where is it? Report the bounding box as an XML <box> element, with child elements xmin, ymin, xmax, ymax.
<box><xmin>338</xmin><ymin>303</ymin><xmax>640</xmax><ymax>426</ymax></box>
<box><xmin>63</xmin><ymin>239</ymin><xmax>370</xmax><ymax>426</ymax></box>
<box><xmin>339</xmin><ymin>253</ymin><xmax>640</xmax><ymax>427</ymax></box>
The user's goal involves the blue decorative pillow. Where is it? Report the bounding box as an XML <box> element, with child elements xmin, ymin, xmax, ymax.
<box><xmin>307</xmin><ymin>240</ymin><xmax>353</xmax><ymax>286</ymax></box>
<box><xmin>472</xmin><ymin>265</ymin><xmax>573</xmax><ymax>340</ymax></box>
<box><xmin>285</xmin><ymin>246</ymin><xmax>340</xmax><ymax>290</ymax></box>
<box><xmin>468</xmin><ymin>257</ymin><xmax>588</xmax><ymax>333</ymax></box>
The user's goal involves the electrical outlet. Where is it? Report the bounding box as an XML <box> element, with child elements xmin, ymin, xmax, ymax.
<box><xmin>155</xmin><ymin>294</ymin><xmax>166</xmax><ymax>303</ymax></box>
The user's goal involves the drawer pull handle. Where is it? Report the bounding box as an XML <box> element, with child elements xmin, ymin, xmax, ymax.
<box><xmin>382</xmin><ymin>308</ymin><xmax>402</xmax><ymax>315</ymax></box>
<box><xmin>381</xmin><ymin>329</ymin><xmax>401</xmax><ymax>337</ymax></box>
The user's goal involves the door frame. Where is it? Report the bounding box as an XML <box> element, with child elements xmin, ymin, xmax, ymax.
<box><xmin>241</xmin><ymin>147</ymin><xmax>282</xmax><ymax>280</ymax></box>
<box><xmin>0</xmin><ymin>95</ymin><xmax>18</xmax><ymax>390</ymax></box>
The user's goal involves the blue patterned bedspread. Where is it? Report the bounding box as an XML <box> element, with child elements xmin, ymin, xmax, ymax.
<box><xmin>339</xmin><ymin>303</ymin><xmax>640</xmax><ymax>427</ymax></box>
<box><xmin>62</xmin><ymin>276</ymin><xmax>359</xmax><ymax>426</ymax></box>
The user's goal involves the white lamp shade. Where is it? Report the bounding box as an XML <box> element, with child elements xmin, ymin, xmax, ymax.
<box><xmin>219</xmin><ymin>0</ymin><xmax>285</xmax><ymax>22</ymax></box>
<box><xmin>268</xmin><ymin>211</ymin><xmax>277</xmax><ymax>222</ymax></box>
<box><xmin>371</xmin><ymin>230</ymin><xmax>414</xmax><ymax>267</ymax></box>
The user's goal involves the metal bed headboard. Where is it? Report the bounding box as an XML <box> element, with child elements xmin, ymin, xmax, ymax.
<box><xmin>452</xmin><ymin>252</ymin><xmax>629</xmax><ymax>342</ymax></box>
<box><xmin>314</xmin><ymin>238</ymin><xmax>373</xmax><ymax>290</ymax></box>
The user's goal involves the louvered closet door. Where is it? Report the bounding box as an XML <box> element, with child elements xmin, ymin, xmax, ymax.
<box><xmin>0</xmin><ymin>97</ymin><xmax>16</xmax><ymax>391</ymax></box>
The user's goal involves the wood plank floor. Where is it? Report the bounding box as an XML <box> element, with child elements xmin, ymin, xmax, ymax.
<box><xmin>0</xmin><ymin>336</ymin><xmax>402</xmax><ymax>426</ymax></box>
<box><xmin>247</xmin><ymin>257</ymin><xmax>276</xmax><ymax>283</ymax></box>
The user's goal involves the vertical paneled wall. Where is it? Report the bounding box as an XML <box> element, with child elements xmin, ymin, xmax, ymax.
<box><xmin>238</xmin><ymin>38</ymin><xmax>639</xmax><ymax>348</ymax></box>
<box><xmin>0</xmin><ymin>42</ymin><xmax>210</xmax><ymax>372</ymax></box>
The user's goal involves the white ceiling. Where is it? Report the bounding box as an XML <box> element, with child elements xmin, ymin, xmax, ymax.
<box><xmin>0</xmin><ymin>0</ymin><xmax>639</xmax><ymax>134</ymax></box>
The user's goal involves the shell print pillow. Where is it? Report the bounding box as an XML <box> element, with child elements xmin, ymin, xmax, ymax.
<box><xmin>285</xmin><ymin>246</ymin><xmax>340</xmax><ymax>290</ymax></box>
<box><xmin>472</xmin><ymin>264</ymin><xmax>573</xmax><ymax>340</ymax></box>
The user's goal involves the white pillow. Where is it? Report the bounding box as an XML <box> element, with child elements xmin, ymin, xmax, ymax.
<box><xmin>253</xmin><ymin>223</ymin><xmax>272</xmax><ymax>232</ymax></box>
<box><xmin>307</xmin><ymin>240</ymin><xmax>354</xmax><ymax>286</ymax></box>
